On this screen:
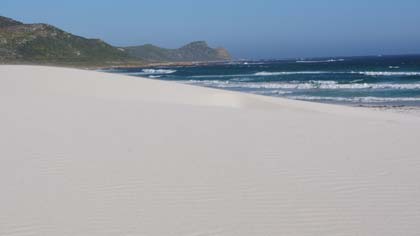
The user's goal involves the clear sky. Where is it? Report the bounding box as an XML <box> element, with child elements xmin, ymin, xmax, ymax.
<box><xmin>2</xmin><ymin>0</ymin><xmax>420</xmax><ymax>59</ymax></box>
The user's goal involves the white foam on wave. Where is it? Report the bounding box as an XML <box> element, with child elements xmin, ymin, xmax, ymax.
<box><xmin>256</xmin><ymin>71</ymin><xmax>420</xmax><ymax>77</ymax></box>
<box><xmin>107</xmin><ymin>69</ymin><xmax>177</xmax><ymax>76</ymax></box>
<box><xmin>189</xmin><ymin>71</ymin><xmax>420</xmax><ymax>79</ymax></box>
<box><xmin>254</xmin><ymin>90</ymin><xmax>293</xmax><ymax>95</ymax></box>
<box><xmin>190</xmin><ymin>71</ymin><xmax>329</xmax><ymax>78</ymax></box>
<box><xmin>258</xmin><ymin>70</ymin><xmax>420</xmax><ymax>77</ymax></box>
<box><xmin>349</xmin><ymin>79</ymin><xmax>365</xmax><ymax>83</ymax></box>
<box><xmin>98</xmin><ymin>68</ymin><xmax>176</xmax><ymax>75</ymax></box>
<box><xmin>141</xmin><ymin>69</ymin><xmax>177</xmax><ymax>74</ymax></box>
<box><xmin>352</xmin><ymin>71</ymin><xmax>420</xmax><ymax>76</ymax></box>
<box><xmin>190</xmin><ymin>74</ymin><xmax>251</xmax><ymax>79</ymax></box>
<box><xmin>290</xmin><ymin>96</ymin><xmax>420</xmax><ymax>103</ymax></box>
<box><xmin>254</xmin><ymin>71</ymin><xmax>327</xmax><ymax>76</ymax></box>
<box><xmin>183</xmin><ymin>80</ymin><xmax>420</xmax><ymax>90</ymax></box>
<box><xmin>296</xmin><ymin>59</ymin><xmax>345</xmax><ymax>63</ymax></box>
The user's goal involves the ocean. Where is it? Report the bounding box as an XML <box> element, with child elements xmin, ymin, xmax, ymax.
<box><xmin>105</xmin><ymin>55</ymin><xmax>420</xmax><ymax>107</ymax></box>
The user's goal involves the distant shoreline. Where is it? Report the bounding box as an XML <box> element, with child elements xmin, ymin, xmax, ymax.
<box><xmin>96</xmin><ymin>60</ymin><xmax>231</xmax><ymax>70</ymax></box>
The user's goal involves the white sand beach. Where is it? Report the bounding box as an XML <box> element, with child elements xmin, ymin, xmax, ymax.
<box><xmin>1</xmin><ymin>65</ymin><xmax>420</xmax><ymax>236</ymax></box>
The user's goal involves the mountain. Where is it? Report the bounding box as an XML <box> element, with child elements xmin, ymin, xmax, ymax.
<box><xmin>0</xmin><ymin>16</ymin><xmax>232</xmax><ymax>66</ymax></box>
<box><xmin>0</xmin><ymin>16</ymin><xmax>136</xmax><ymax>66</ymax></box>
<box><xmin>0</xmin><ymin>16</ymin><xmax>22</xmax><ymax>28</ymax></box>
<box><xmin>124</xmin><ymin>41</ymin><xmax>231</xmax><ymax>62</ymax></box>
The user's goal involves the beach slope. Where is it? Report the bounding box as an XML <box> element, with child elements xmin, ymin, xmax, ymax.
<box><xmin>1</xmin><ymin>65</ymin><xmax>420</xmax><ymax>236</ymax></box>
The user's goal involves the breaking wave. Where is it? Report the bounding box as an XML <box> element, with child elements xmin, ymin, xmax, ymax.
<box><xmin>296</xmin><ymin>59</ymin><xmax>345</xmax><ymax>63</ymax></box>
<box><xmin>351</xmin><ymin>71</ymin><xmax>420</xmax><ymax>76</ymax></box>
<box><xmin>141</xmin><ymin>69</ymin><xmax>177</xmax><ymax>74</ymax></box>
<box><xmin>183</xmin><ymin>80</ymin><xmax>420</xmax><ymax>90</ymax></box>
<box><xmin>118</xmin><ymin>69</ymin><xmax>177</xmax><ymax>76</ymax></box>
<box><xmin>190</xmin><ymin>71</ymin><xmax>420</xmax><ymax>78</ymax></box>
<box><xmin>100</xmin><ymin>68</ymin><xmax>177</xmax><ymax>76</ymax></box>
<box><xmin>102</xmin><ymin>57</ymin><xmax>420</xmax><ymax>107</ymax></box>
<box><xmin>290</xmin><ymin>96</ymin><xmax>420</xmax><ymax>103</ymax></box>
<box><xmin>254</xmin><ymin>71</ymin><xmax>327</xmax><ymax>76</ymax></box>
<box><xmin>254</xmin><ymin>71</ymin><xmax>420</xmax><ymax>77</ymax></box>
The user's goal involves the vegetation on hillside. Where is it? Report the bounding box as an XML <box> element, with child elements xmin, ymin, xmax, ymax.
<box><xmin>124</xmin><ymin>41</ymin><xmax>231</xmax><ymax>62</ymax></box>
<box><xmin>0</xmin><ymin>16</ymin><xmax>231</xmax><ymax>66</ymax></box>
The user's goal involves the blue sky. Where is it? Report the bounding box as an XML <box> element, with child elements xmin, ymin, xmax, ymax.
<box><xmin>2</xmin><ymin>0</ymin><xmax>420</xmax><ymax>59</ymax></box>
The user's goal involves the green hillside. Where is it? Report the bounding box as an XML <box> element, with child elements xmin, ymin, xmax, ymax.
<box><xmin>0</xmin><ymin>16</ymin><xmax>137</xmax><ymax>66</ymax></box>
<box><xmin>0</xmin><ymin>16</ymin><xmax>231</xmax><ymax>66</ymax></box>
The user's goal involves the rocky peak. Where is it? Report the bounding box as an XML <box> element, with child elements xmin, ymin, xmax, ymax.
<box><xmin>181</xmin><ymin>41</ymin><xmax>209</xmax><ymax>50</ymax></box>
<box><xmin>0</xmin><ymin>16</ymin><xmax>23</xmax><ymax>28</ymax></box>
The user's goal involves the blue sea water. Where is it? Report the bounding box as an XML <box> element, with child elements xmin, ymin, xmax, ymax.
<box><xmin>105</xmin><ymin>55</ymin><xmax>420</xmax><ymax>107</ymax></box>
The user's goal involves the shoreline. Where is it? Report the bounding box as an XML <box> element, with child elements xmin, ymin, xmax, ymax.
<box><xmin>97</xmin><ymin>66</ymin><xmax>420</xmax><ymax>116</ymax></box>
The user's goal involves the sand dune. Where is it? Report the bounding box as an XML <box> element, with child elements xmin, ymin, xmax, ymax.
<box><xmin>1</xmin><ymin>65</ymin><xmax>420</xmax><ymax>236</ymax></box>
